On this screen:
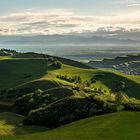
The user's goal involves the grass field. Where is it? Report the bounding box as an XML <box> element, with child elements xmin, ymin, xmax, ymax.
<box><xmin>50</xmin><ymin>64</ymin><xmax>140</xmax><ymax>98</ymax></box>
<box><xmin>1</xmin><ymin>111</ymin><xmax>140</xmax><ymax>140</ymax></box>
<box><xmin>0</xmin><ymin>59</ymin><xmax>47</xmax><ymax>89</ymax></box>
<box><xmin>0</xmin><ymin>112</ymin><xmax>47</xmax><ymax>136</ymax></box>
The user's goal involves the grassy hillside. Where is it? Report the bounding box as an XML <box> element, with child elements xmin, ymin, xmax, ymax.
<box><xmin>13</xmin><ymin>52</ymin><xmax>91</xmax><ymax>69</ymax></box>
<box><xmin>0</xmin><ymin>51</ymin><xmax>140</xmax><ymax>140</ymax></box>
<box><xmin>0</xmin><ymin>52</ymin><xmax>89</xmax><ymax>90</ymax></box>
<box><xmin>0</xmin><ymin>112</ymin><xmax>47</xmax><ymax>136</ymax></box>
<box><xmin>1</xmin><ymin>112</ymin><xmax>140</xmax><ymax>140</ymax></box>
<box><xmin>0</xmin><ymin>59</ymin><xmax>47</xmax><ymax>89</ymax></box>
<box><xmin>50</xmin><ymin>64</ymin><xmax>140</xmax><ymax>98</ymax></box>
<box><xmin>0</xmin><ymin>54</ymin><xmax>140</xmax><ymax>98</ymax></box>
<box><xmin>16</xmin><ymin>79</ymin><xmax>60</xmax><ymax>91</ymax></box>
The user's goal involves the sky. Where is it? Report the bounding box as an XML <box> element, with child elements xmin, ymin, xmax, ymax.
<box><xmin>0</xmin><ymin>0</ymin><xmax>140</xmax><ymax>35</ymax></box>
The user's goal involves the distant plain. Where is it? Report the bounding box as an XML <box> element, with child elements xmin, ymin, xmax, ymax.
<box><xmin>0</xmin><ymin>44</ymin><xmax>140</xmax><ymax>62</ymax></box>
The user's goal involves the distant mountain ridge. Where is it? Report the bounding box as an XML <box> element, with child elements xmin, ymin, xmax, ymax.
<box><xmin>0</xmin><ymin>35</ymin><xmax>140</xmax><ymax>45</ymax></box>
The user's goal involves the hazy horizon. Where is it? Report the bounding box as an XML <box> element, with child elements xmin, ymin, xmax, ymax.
<box><xmin>0</xmin><ymin>0</ymin><xmax>140</xmax><ymax>61</ymax></box>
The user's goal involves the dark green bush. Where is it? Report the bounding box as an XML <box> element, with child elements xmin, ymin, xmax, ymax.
<box><xmin>23</xmin><ymin>95</ymin><xmax>115</xmax><ymax>128</ymax></box>
<box><xmin>51</xmin><ymin>61</ymin><xmax>62</xmax><ymax>69</ymax></box>
<box><xmin>56</xmin><ymin>75</ymin><xmax>82</xmax><ymax>83</ymax></box>
<box><xmin>124</xmin><ymin>103</ymin><xmax>140</xmax><ymax>111</ymax></box>
<box><xmin>115</xmin><ymin>81</ymin><xmax>127</xmax><ymax>92</ymax></box>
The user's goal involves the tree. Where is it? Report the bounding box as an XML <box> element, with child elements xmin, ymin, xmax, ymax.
<box><xmin>51</xmin><ymin>61</ymin><xmax>62</xmax><ymax>69</ymax></box>
<box><xmin>84</xmin><ymin>81</ymin><xmax>91</xmax><ymax>87</ymax></box>
<box><xmin>34</xmin><ymin>89</ymin><xmax>43</xmax><ymax>95</ymax></box>
<box><xmin>115</xmin><ymin>81</ymin><xmax>126</xmax><ymax>92</ymax></box>
<box><xmin>115</xmin><ymin>92</ymin><xmax>124</xmax><ymax>104</ymax></box>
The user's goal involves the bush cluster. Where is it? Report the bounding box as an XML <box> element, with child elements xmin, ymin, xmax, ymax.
<box><xmin>115</xmin><ymin>81</ymin><xmax>127</xmax><ymax>92</ymax></box>
<box><xmin>0</xmin><ymin>48</ymin><xmax>17</xmax><ymax>56</ymax></box>
<box><xmin>13</xmin><ymin>88</ymin><xmax>74</xmax><ymax>115</ymax></box>
<box><xmin>56</xmin><ymin>75</ymin><xmax>82</xmax><ymax>83</ymax></box>
<box><xmin>23</xmin><ymin>95</ymin><xmax>122</xmax><ymax>128</ymax></box>
<box><xmin>51</xmin><ymin>61</ymin><xmax>62</xmax><ymax>69</ymax></box>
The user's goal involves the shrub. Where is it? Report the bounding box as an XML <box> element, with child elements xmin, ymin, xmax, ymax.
<box><xmin>72</xmin><ymin>86</ymin><xmax>80</xmax><ymax>91</ymax></box>
<box><xmin>115</xmin><ymin>92</ymin><xmax>124</xmax><ymax>104</ymax></box>
<box><xmin>34</xmin><ymin>89</ymin><xmax>43</xmax><ymax>95</ymax></box>
<box><xmin>91</xmin><ymin>79</ymin><xmax>96</xmax><ymax>84</ymax></box>
<box><xmin>115</xmin><ymin>81</ymin><xmax>126</xmax><ymax>92</ymax></box>
<box><xmin>51</xmin><ymin>61</ymin><xmax>62</xmax><ymax>69</ymax></box>
<box><xmin>124</xmin><ymin>103</ymin><xmax>140</xmax><ymax>111</ymax></box>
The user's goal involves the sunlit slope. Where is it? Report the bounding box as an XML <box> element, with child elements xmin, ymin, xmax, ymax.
<box><xmin>0</xmin><ymin>112</ymin><xmax>24</xmax><ymax>135</ymax></box>
<box><xmin>2</xmin><ymin>112</ymin><xmax>140</xmax><ymax>140</ymax></box>
<box><xmin>51</xmin><ymin>64</ymin><xmax>140</xmax><ymax>98</ymax></box>
<box><xmin>17</xmin><ymin>73</ymin><xmax>75</xmax><ymax>91</ymax></box>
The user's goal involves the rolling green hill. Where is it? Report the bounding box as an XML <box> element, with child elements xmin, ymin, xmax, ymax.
<box><xmin>0</xmin><ymin>59</ymin><xmax>47</xmax><ymax>89</ymax></box>
<box><xmin>0</xmin><ymin>51</ymin><xmax>139</xmax><ymax>98</ymax></box>
<box><xmin>0</xmin><ymin>112</ymin><xmax>47</xmax><ymax>136</ymax></box>
<box><xmin>1</xmin><ymin>112</ymin><xmax>140</xmax><ymax>140</ymax></box>
<box><xmin>0</xmin><ymin>50</ymin><xmax>140</xmax><ymax>140</ymax></box>
<box><xmin>50</xmin><ymin>64</ymin><xmax>140</xmax><ymax>98</ymax></box>
<box><xmin>13</xmin><ymin>52</ymin><xmax>91</xmax><ymax>69</ymax></box>
<box><xmin>0</xmin><ymin>58</ymin><xmax>139</xmax><ymax>98</ymax></box>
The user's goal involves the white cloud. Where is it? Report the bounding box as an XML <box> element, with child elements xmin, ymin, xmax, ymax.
<box><xmin>0</xmin><ymin>9</ymin><xmax>140</xmax><ymax>35</ymax></box>
<box><xmin>128</xmin><ymin>3</ymin><xmax>140</xmax><ymax>7</ymax></box>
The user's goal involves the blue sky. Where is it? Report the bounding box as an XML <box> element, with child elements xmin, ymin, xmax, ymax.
<box><xmin>0</xmin><ymin>0</ymin><xmax>140</xmax><ymax>35</ymax></box>
<box><xmin>0</xmin><ymin>0</ymin><xmax>137</xmax><ymax>15</ymax></box>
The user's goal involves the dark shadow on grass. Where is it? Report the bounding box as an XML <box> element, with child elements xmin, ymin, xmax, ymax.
<box><xmin>0</xmin><ymin>112</ymin><xmax>48</xmax><ymax>135</ymax></box>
